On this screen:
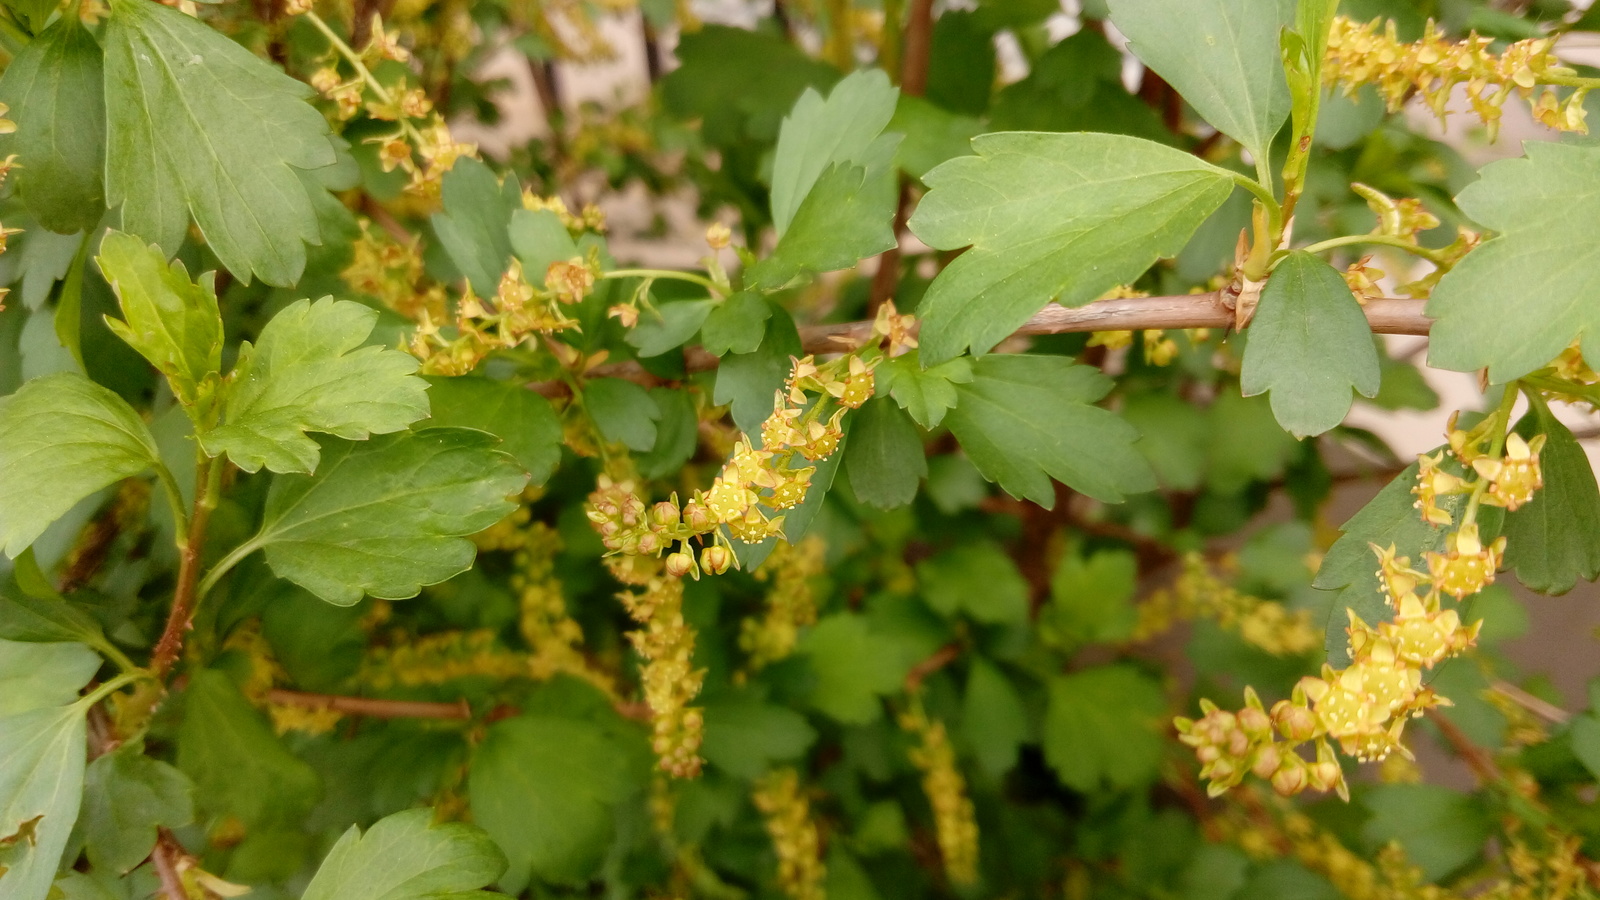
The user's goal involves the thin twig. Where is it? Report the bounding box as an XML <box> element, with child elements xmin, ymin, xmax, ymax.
<box><xmin>1428</xmin><ymin>709</ymin><xmax>1503</xmax><ymax>785</ymax></box>
<box><xmin>1491</xmin><ymin>679</ymin><xmax>1571</xmax><ymax>724</ymax></box>
<box><xmin>905</xmin><ymin>642</ymin><xmax>962</xmax><ymax>692</ymax></box>
<box><xmin>149</xmin><ymin>459</ymin><xmax>219</xmax><ymax>681</ymax></box>
<box><xmin>266</xmin><ymin>688</ymin><xmax>472</xmax><ymax>720</ymax></box>
<box><xmin>152</xmin><ymin>831</ymin><xmax>188</xmax><ymax>900</ymax></box>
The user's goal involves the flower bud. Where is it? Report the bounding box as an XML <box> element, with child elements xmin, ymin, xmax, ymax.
<box><xmin>701</xmin><ymin>545</ymin><xmax>733</xmax><ymax>575</ymax></box>
<box><xmin>651</xmin><ymin>501</ymin><xmax>681</xmax><ymax>530</ymax></box>
<box><xmin>1273</xmin><ymin>701</ymin><xmax>1319</xmax><ymax>742</ymax></box>
<box><xmin>1271</xmin><ymin>756</ymin><xmax>1308</xmax><ymax>796</ymax></box>
<box><xmin>682</xmin><ymin>501</ymin><xmax>712</xmax><ymax>532</ymax></box>
<box><xmin>1251</xmin><ymin>743</ymin><xmax>1282</xmax><ymax>780</ymax></box>
<box><xmin>1238</xmin><ymin>706</ymin><xmax>1272</xmax><ymax>741</ymax></box>
<box><xmin>665</xmin><ymin>551</ymin><xmax>695</xmax><ymax>579</ymax></box>
<box><xmin>637</xmin><ymin>532</ymin><xmax>661</xmax><ymax>555</ymax></box>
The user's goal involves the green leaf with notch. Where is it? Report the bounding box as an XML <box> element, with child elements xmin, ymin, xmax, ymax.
<box><xmin>0</xmin><ymin>703</ymin><xmax>88</xmax><ymax>900</ymax></box>
<box><xmin>747</xmin><ymin>158</ymin><xmax>901</xmax><ymax>291</ymax></box>
<box><xmin>0</xmin><ymin>590</ymin><xmax>107</xmax><ymax>648</ymax></box>
<box><xmin>1428</xmin><ymin>143</ymin><xmax>1600</xmax><ymax>382</ymax></box>
<box><xmin>1241</xmin><ymin>251</ymin><xmax>1380</xmax><ymax>439</ymax></box>
<box><xmin>700</xmin><ymin>292</ymin><xmax>771</xmax><ymax>357</ymax></box>
<box><xmin>1503</xmin><ymin>395</ymin><xmax>1600</xmax><ymax>595</ymax></box>
<box><xmin>769</xmin><ymin>68</ymin><xmax>899</xmax><ymax>236</ymax></box>
<box><xmin>1106</xmin><ymin>0</ymin><xmax>1295</xmax><ymax>160</ymax></box>
<box><xmin>95</xmin><ymin>231</ymin><xmax>223</xmax><ymax>407</ymax></box>
<box><xmin>81</xmin><ymin>746</ymin><xmax>195</xmax><ymax>875</ymax></box>
<box><xmin>944</xmin><ymin>355</ymin><xmax>1156</xmax><ymax>507</ymax></box>
<box><xmin>198</xmin><ymin>297</ymin><xmax>430</xmax><ymax>475</ymax></box>
<box><xmin>303</xmin><ymin>808</ymin><xmax>507</xmax><ymax>900</ymax></box>
<box><xmin>432</xmin><ymin>158</ymin><xmax>521</xmax><ymax>298</ymax></box>
<box><xmin>1043</xmin><ymin>664</ymin><xmax>1166</xmax><ymax>792</ymax></box>
<box><xmin>907</xmin><ymin>133</ymin><xmax>1236</xmax><ymax>364</ymax></box>
<box><xmin>0</xmin><ymin>17</ymin><xmax>106</xmax><ymax>234</ymax></box>
<box><xmin>176</xmin><ymin>669</ymin><xmax>319</xmax><ymax>828</ymax></box>
<box><xmin>878</xmin><ymin>353</ymin><xmax>972</xmax><ymax>429</ymax></box>
<box><xmin>917</xmin><ymin>541</ymin><xmax>1029</xmax><ymax>625</ymax></box>
<box><xmin>247</xmin><ymin>429</ymin><xmax>527</xmax><ymax>606</ymax></box>
<box><xmin>799</xmin><ymin>613</ymin><xmax>911</xmax><ymax>724</ymax></box>
<box><xmin>700</xmin><ymin>693</ymin><xmax>817</xmax><ymax>780</ymax></box>
<box><xmin>101</xmin><ymin>0</ymin><xmax>338</xmax><ymax>286</ymax></box>
<box><xmin>626</xmin><ymin>299</ymin><xmax>716</xmax><ymax>359</ymax></box>
<box><xmin>423</xmin><ymin>376</ymin><xmax>561</xmax><ymax>486</ymax></box>
<box><xmin>0</xmin><ymin>640</ymin><xmax>100</xmax><ymax>715</ymax></box>
<box><xmin>583</xmin><ymin>378</ymin><xmax>662</xmax><ymax>453</ymax></box>
<box><xmin>0</xmin><ymin>372</ymin><xmax>165</xmax><ymax>557</ymax></box>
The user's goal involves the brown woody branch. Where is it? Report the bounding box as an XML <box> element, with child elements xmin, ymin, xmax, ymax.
<box><xmin>544</xmin><ymin>293</ymin><xmax>1432</xmax><ymax>395</ymax></box>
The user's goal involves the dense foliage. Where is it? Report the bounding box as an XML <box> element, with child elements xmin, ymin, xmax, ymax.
<box><xmin>4</xmin><ymin>0</ymin><xmax>1600</xmax><ymax>898</ymax></box>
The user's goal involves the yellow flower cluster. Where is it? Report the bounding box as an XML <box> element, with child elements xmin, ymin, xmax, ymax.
<box><xmin>740</xmin><ymin>537</ymin><xmax>825</xmax><ymax>673</ymax></box>
<box><xmin>360</xmin><ymin>629</ymin><xmax>528</xmax><ymax>690</ymax></box>
<box><xmin>899</xmin><ymin>705</ymin><xmax>979</xmax><ymax>886</ymax></box>
<box><xmin>1182</xmin><ymin>416</ymin><xmax>1544</xmax><ymax>799</ymax></box>
<box><xmin>618</xmin><ymin>575</ymin><xmax>705</xmax><ymax>778</ymax></box>
<box><xmin>1225</xmin><ymin>810</ymin><xmax>1448</xmax><ymax>900</ymax></box>
<box><xmin>1324</xmin><ymin>16</ymin><xmax>1587</xmax><ymax>139</ymax></box>
<box><xmin>1493</xmin><ymin>830</ymin><xmax>1591</xmax><ymax>900</ymax></box>
<box><xmin>1134</xmin><ymin>554</ymin><xmax>1320</xmax><ymax>656</ymax></box>
<box><xmin>408</xmin><ymin>253</ymin><xmax>594</xmax><ymax>375</ymax></box>
<box><xmin>343</xmin><ymin>221</ymin><xmax>449</xmax><ymax>323</ymax></box>
<box><xmin>586</xmin><ymin>305</ymin><xmax>914</xmax><ymax>577</ymax></box>
<box><xmin>753</xmin><ymin>768</ymin><xmax>826</xmax><ymax>900</ymax></box>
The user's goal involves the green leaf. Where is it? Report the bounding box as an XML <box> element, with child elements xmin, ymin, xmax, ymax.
<box><xmin>508</xmin><ymin>209</ymin><xmax>579</xmax><ymax>286</ymax></box>
<box><xmin>0</xmin><ymin>591</ymin><xmax>107</xmax><ymax>648</ymax></box>
<box><xmin>714</xmin><ymin>308</ymin><xmax>802</xmax><ymax>436</ymax></box>
<box><xmin>1106</xmin><ymin>0</ymin><xmax>1295</xmax><ymax>160</ymax></box>
<box><xmin>923</xmin><ymin>10</ymin><xmax>996</xmax><ymax>116</ymax></box>
<box><xmin>1361</xmin><ymin>785</ymin><xmax>1490</xmax><ymax>882</ymax></box>
<box><xmin>888</xmin><ymin>96</ymin><xmax>984</xmax><ymax>181</ymax></box>
<box><xmin>431</xmin><ymin>158</ymin><xmax>521</xmax><ymax>298</ymax></box>
<box><xmin>468</xmin><ymin>714</ymin><xmax>641</xmax><ymax>890</ymax></box>
<box><xmin>878</xmin><ymin>353</ymin><xmax>972</xmax><ymax>429</ymax></box>
<box><xmin>1314</xmin><ymin>457</ymin><xmax>1464</xmax><ymax>666</ymax></box>
<box><xmin>626</xmin><ymin>298</ymin><xmax>715</xmax><ymax>358</ymax></box>
<box><xmin>700</xmin><ymin>291</ymin><xmax>770</xmax><ymax>357</ymax></box>
<box><xmin>960</xmin><ymin>658</ymin><xmax>1028</xmax><ymax>778</ymax></box>
<box><xmin>636</xmin><ymin>388</ymin><xmax>698</xmax><ymax>481</ymax></box>
<box><xmin>769</xmin><ymin>68</ymin><xmax>899</xmax><ymax>236</ymax></box>
<box><xmin>799</xmin><ymin>613</ymin><xmax>910</xmax><ymax>724</ymax></box>
<box><xmin>1240</xmin><ymin>251</ymin><xmax>1380</xmax><ymax>439</ymax></box>
<box><xmin>176</xmin><ymin>670</ymin><xmax>319</xmax><ymax>828</ymax></box>
<box><xmin>944</xmin><ymin>355</ymin><xmax>1156</xmax><ymax>507</ymax></box>
<box><xmin>250</xmin><ymin>429</ymin><xmax>527</xmax><ymax>606</ymax></box>
<box><xmin>1043</xmin><ymin>664</ymin><xmax>1166</xmax><ymax>792</ymax></box>
<box><xmin>423</xmin><ymin>376</ymin><xmax>560</xmax><ymax>486</ymax></box>
<box><xmin>844</xmin><ymin>398</ymin><xmax>926</xmax><ymax>510</ymax></box>
<box><xmin>81</xmin><ymin>747</ymin><xmax>195</xmax><ymax>875</ymax></box>
<box><xmin>95</xmin><ymin>231</ymin><xmax>223</xmax><ymax>406</ymax></box>
<box><xmin>0</xmin><ymin>703</ymin><xmax>87</xmax><ymax>900</ymax></box>
<box><xmin>1204</xmin><ymin>391</ymin><xmax>1301</xmax><ymax>494</ymax></box>
<box><xmin>907</xmin><ymin>133</ymin><xmax>1236</xmax><ymax>364</ymax></box>
<box><xmin>1043</xmin><ymin>548</ymin><xmax>1139</xmax><ymax>648</ymax></box>
<box><xmin>1122</xmin><ymin>392</ymin><xmax>1208</xmax><ymax>491</ymax></box>
<box><xmin>1570</xmin><ymin>714</ymin><xmax>1600</xmax><ymax>782</ymax></box>
<box><xmin>582</xmin><ymin>378</ymin><xmax>662</xmax><ymax>453</ymax></box>
<box><xmin>0</xmin><ymin>372</ymin><xmax>164</xmax><ymax>557</ymax></box>
<box><xmin>302</xmin><ymin>808</ymin><xmax>506</xmax><ymax>900</ymax></box>
<box><xmin>1428</xmin><ymin>143</ymin><xmax>1600</xmax><ymax>381</ymax></box>
<box><xmin>917</xmin><ymin>541</ymin><xmax>1029</xmax><ymax>625</ymax></box>
<box><xmin>747</xmin><ymin>158</ymin><xmax>900</xmax><ymax>290</ymax></box>
<box><xmin>988</xmin><ymin>30</ymin><xmax>1170</xmax><ymax>142</ymax></box>
<box><xmin>660</xmin><ymin>25</ymin><xmax>839</xmax><ymax>147</ymax></box>
<box><xmin>700</xmin><ymin>694</ymin><xmax>817</xmax><ymax>780</ymax></box>
<box><xmin>0</xmin><ymin>640</ymin><xmax>100</xmax><ymax>715</ymax></box>
<box><xmin>0</xmin><ymin>17</ymin><xmax>106</xmax><ymax>234</ymax></box>
<box><xmin>1503</xmin><ymin>395</ymin><xmax>1600</xmax><ymax>595</ymax></box>
<box><xmin>198</xmin><ymin>298</ymin><xmax>430</xmax><ymax>474</ymax></box>
<box><xmin>101</xmin><ymin>0</ymin><xmax>338</xmax><ymax>286</ymax></box>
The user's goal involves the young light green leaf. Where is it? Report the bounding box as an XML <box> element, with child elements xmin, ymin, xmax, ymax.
<box><xmin>583</xmin><ymin>378</ymin><xmax>662</xmax><ymax>453</ymax></box>
<box><xmin>1240</xmin><ymin>251</ymin><xmax>1380</xmax><ymax>439</ymax></box>
<box><xmin>626</xmin><ymin>298</ymin><xmax>716</xmax><ymax>358</ymax></box>
<box><xmin>0</xmin><ymin>372</ymin><xmax>165</xmax><ymax>557</ymax></box>
<box><xmin>844</xmin><ymin>398</ymin><xmax>926</xmax><ymax>510</ymax></box>
<box><xmin>0</xmin><ymin>640</ymin><xmax>100</xmax><ymax>715</ymax></box>
<box><xmin>431</xmin><ymin>158</ymin><xmax>521</xmax><ymax>298</ymax></box>
<box><xmin>1043</xmin><ymin>548</ymin><xmax>1139</xmax><ymax>648</ymax></box>
<box><xmin>700</xmin><ymin>694</ymin><xmax>817</xmax><ymax>780</ymax></box>
<box><xmin>714</xmin><ymin>309</ymin><xmax>802</xmax><ymax>436</ymax></box>
<box><xmin>468</xmin><ymin>715</ymin><xmax>643</xmax><ymax>890</ymax></box>
<box><xmin>1043</xmin><ymin>664</ymin><xmax>1166</xmax><ymax>792</ymax></box>
<box><xmin>1428</xmin><ymin>142</ymin><xmax>1600</xmax><ymax>382</ymax></box>
<box><xmin>917</xmin><ymin>541</ymin><xmax>1029</xmax><ymax>625</ymax></box>
<box><xmin>176</xmin><ymin>670</ymin><xmax>319</xmax><ymax>827</ymax></box>
<box><xmin>198</xmin><ymin>298</ymin><xmax>430</xmax><ymax>474</ymax></box>
<box><xmin>102</xmin><ymin>0</ymin><xmax>338</xmax><ymax>286</ymax></box>
<box><xmin>1503</xmin><ymin>396</ymin><xmax>1600</xmax><ymax>595</ymax></box>
<box><xmin>944</xmin><ymin>355</ymin><xmax>1156</xmax><ymax>507</ymax></box>
<box><xmin>960</xmin><ymin>658</ymin><xmax>1028</xmax><ymax>778</ymax></box>
<box><xmin>81</xmin><ymin>746</ymin><xmax>195</xmax><ymax>875</ymax></box>
<box><xmin>1106</xmin><ymin>0</ymin><xmax>1295</xmax><ymax>160</ymax></box>
<box><xmin>0</xmin><ymin>17</ymin><xmax>106</xmax><ymax>234</ymax></box>
<box><xmin>95</xmin><ymin>231</ymin><xmax>223</xmax><ymax>407</ymax></box>
<box><xmin>747</xmin><ymin>156</ymin><xmax>901</xmax><ymax>291</ymax></box>
<box><xmin>303</xmin><ymin>808</ymin><xmax>507</xmax><ymax>900</ymax></box>
<box><xmin>878</xmin><ymin>353</ymin><xmax>972</xmax><ymax>429</ymax></box>
<box><xmin>799</xmin><ymin>614</ymin><xmax>911</xmax><ymax>724</ymax></box>
<box><xmin>0</xmin><ymin>704</ymin><xmax>87</xmax><ymax>900</ymax></box>
<box><xmin>700</xmin><ymin>292</ymin><xmax>771</xmax><ymax>357</ymax></box>
<box><xmin>907</xmin><ymin>133</ymin><xmax>1236</xmax><ymax>364</ymax></box>
<box><xmin>769</xmin><ymin>68</ymin><xmax>899</xmax><ymax>235</ymax></box>
<box><xmin>423</xmin><ymin>376</ymin><xmax>561</xmax><ymax>486</ymax></box>
<box><xmin>250</xmin><ymin>429</ymin><xmax>526</xmax><ymax>605</ymax></box>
